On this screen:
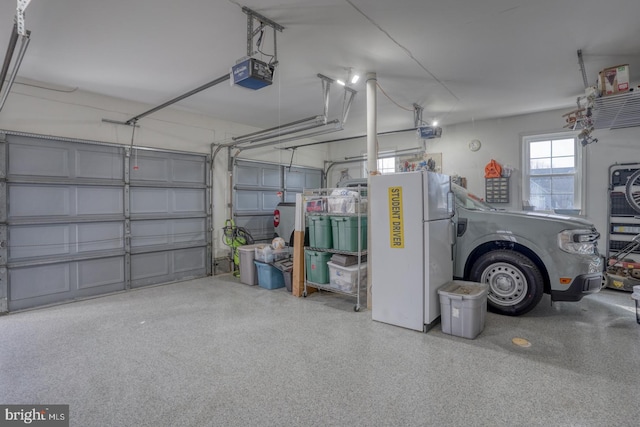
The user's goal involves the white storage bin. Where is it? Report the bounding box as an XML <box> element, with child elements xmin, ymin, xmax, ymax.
<box><xmin>327</xmin><ymin>189</ymin><xmax>367</xmax><ymax>214</ymax></box>
<box><xmin>327</xmin><ymin>196</ymin><xmax>367</xmax><ymax>214</ymax></box>
<box><xmin>327</xmin><ymin>261</ymin><xmax>367</xmax><ymax>293</ymax></box>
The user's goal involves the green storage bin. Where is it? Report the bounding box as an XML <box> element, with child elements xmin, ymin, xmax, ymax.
<box><xmin>308</xmin><ymin>215</ymin><xmax>333</xmax><ymax>249</ymax></box>
<box><xmin>305</xmin><ymin>249</ymin><xmax>331</xmax><ymax>284</ymax></box>
<box><xmin>330</xmin><ymin>216</ymin><xmax>367</xmax><ymax>252</ymax></box>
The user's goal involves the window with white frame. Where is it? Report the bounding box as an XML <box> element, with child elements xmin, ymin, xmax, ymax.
<box><xmin>522</xmin><ymin>133</ymin><xmax>582</xmax><ymax>212</ymax></box>
<box><xmin>377</xmin><ymin>157</ymin><xmax>396</xmax><ymax>174</ymax></box>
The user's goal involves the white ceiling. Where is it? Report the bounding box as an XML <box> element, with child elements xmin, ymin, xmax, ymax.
<box><xmin>2</xmin><ymin>0</ymin><xmax>640</xmax><ymax>142</ymax></box>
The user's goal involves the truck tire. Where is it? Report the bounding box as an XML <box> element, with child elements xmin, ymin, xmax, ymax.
<box><xmin>624</xmin><ymin>168</ymin><xmax>640</xmax><ymax>214</ymax></box>
<box><xmin>469</xmin><ymin>250</ymin><xmax>544</xmax><ymax>316</ymax></box>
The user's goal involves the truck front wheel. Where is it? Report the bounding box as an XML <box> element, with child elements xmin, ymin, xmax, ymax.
<box><xmin>469</xmin><ymin>250</ymin><xmax>544</xmax><ymax>316</ymax></box>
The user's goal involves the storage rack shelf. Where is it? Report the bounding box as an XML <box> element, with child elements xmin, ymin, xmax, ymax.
<box><xmin>305</xmin><ymin>246</ymin><xmax>368</xmax><ymax>256</ymax></box>
<box><xmin>606</xmin><ymin>164</ymin><xmax>640</xmax><ymax>291</ymax></box>
<box><xmin>593</xmin><ymin>91</ymin><xmax>640</xmax><ymax>130</ymax></box>
<box><xmin>302</xmin><ymin>186</ymin><xmax>367</xmax><ymax>311</ymax></box>
<box><xmin>305</xmin><ymin>280</ymin><xmax>364</xmax><ymax>298</ymax></box>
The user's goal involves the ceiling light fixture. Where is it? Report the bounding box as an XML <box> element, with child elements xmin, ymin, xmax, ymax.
<box><xmin>334</xmin><ymin>68</ymin><xmax>359</xmax><ymax>87</ymax></box>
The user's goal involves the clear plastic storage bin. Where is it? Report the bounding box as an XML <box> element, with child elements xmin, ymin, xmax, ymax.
<box><xmin>327</xmin><ymin>261</ymin><xmax>367</xmax><ymax>293</ymax></box>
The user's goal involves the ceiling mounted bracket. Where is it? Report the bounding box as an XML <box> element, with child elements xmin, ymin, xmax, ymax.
<box><xmin>577</xmin><ymin>50</ymin><xmax>589</xmax><ymax>90</ymax></box>
<box><xmin>317</xmin><ymin>73</ymin><xmax>334</xmax><ymax>119</ymax></box>
<box><xmin>413</xmin><ymin>103</ymin><xmax>424</xmax><ymax>127</ymax></box>
<box><xmin>229</xmin><ymin>74</ymin><xmax>352</xmax><ymax>152</ymax></box>
<box><xmin>16</xmin><ymin>0</ymin><xmax>32</xmax><ymax>36</ymax></box>
<box><xmin>341</xmin><ymin>86</ymin><xmax>357</xmax><ymax>125</ymax></box>
<box><xmin>242</xmin><ymin>6</ymin><xmax>284</xmax><ymax>65</ymax></box>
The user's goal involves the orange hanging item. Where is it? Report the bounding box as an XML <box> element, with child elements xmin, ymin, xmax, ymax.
<box><xmin>484</xmin><ymin>159</ymin><xmax>502</xmax><ymax>178</ymax></box>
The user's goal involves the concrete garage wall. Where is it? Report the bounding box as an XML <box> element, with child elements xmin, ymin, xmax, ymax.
<box><xmin>0</xmin><ymin>83</ymin><xmax>328</xmax><ymax>258</ymax></box>
<box><xmin>327</xmin><ymin>108</ymin><xmax>640</xmax><ymax>249</ymax></box>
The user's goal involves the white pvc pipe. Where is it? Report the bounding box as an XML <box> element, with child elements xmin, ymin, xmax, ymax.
<box><xmin>366</xmin><ymin>72</ymin><xmax>378</xmax><ymax>176</ymax></box>
<box><xmin>365</xmin><ymin>72</ymin><xmax>377</xmax><ymax>310</ymax></box>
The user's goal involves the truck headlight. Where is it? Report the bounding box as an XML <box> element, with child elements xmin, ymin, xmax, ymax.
<box><xmin>558</xmin><ymin>229</ymin><xmax>599</xmax><ymax>255</ymax></box>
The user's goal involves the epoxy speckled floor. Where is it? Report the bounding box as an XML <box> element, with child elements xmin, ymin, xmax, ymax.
<box><xmin>1</xmin><ymin>275</ymin><xmax>639</xmax><ymax>426</ymax></box>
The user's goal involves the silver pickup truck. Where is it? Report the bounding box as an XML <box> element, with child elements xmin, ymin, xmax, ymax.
<box><xmin>274</xmin><ymin>179</ymin><xmax>603</xmax><ymax>316</ymax></box>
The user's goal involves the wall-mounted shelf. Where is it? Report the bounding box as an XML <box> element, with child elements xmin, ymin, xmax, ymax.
<box><xmin>592</xmin><ymin>91</ymin><xmax>640</xmax><ymax>130</ymax></box>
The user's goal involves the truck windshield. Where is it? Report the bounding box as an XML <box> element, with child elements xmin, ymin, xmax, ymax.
<box><xmin>452</xmin><ymin>183</ymin><xmax>496</xmax><ymax>211</ymax></box>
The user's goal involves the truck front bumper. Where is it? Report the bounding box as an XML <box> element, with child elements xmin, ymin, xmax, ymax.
<box><xmin>550</xmin><ymin>272</ymin><xmax>604</xmax><ymax>302</ymax></box>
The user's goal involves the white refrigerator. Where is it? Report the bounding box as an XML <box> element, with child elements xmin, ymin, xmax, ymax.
<box><xmin>370</xmin><ymin>171</ymin><xmax>453</xmax><ymax>332</ymax></box>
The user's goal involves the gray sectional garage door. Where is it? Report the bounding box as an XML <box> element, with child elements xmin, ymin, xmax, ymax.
<box><xmin>1</xmin><ymin>132</ymin><xmax>211</xmax><ymax>312</ymax></box>
<box><xmin>129</xmin><ymin>149</ymin><xmax>210</xmax><ymax>288</ymax></box>
<box><xmin>233</xmin><ymin>160</ymin><xmax>322</xmax><ymax>241</ymax></box>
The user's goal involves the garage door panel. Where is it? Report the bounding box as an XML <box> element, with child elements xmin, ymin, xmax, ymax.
<box><xmin>305</xmin><ymin>171</ymin><xmax>322</xmax><ymax>188</ymax></box>
<box><xmin>284</xmin><ymin>191</ymin><xmax>299</xmax><ymax>203</ymax></box>
<box><xmin>9</xmin><ymin>144</ymin><xmax>69</xmax><ymax>178</ymax></box>
<box><xmin>131</xmin><ymin>252</ymin><xmax>170</xmax><ymax>281</ymax></box>
<box><xmin>9</xmin><ymin>185</ymin><xmax>70</xmax><ymax>217</ymax></box>
<box><xmin>285</xmin><ymin>169</ymin><xmax>305</xmax><ymax>189</ymax></box>
<box><xmin>131</xmin><ymin>221</ymin><xmax>170</xmax><ymax>247</ymax></box>
<box><xmin>76</xmin><ymin>222</ymin><xmax>124</xmax><ymax>253</ymax></box>
<box><xmin>285</xmin><ymin>167</ymin><xmax>322</xmax><ymax>191</ymax></box>
<box><xmin>234</xmin><ymin>191</ymin><xmax>279</xmax><ymax>212</ymax></box>
<box><xmin>8</xmin><ymin>257</ymin><xmax>126</xmax><ymax>311</ymax></box>
<box><xmin>77</xmin><ymin>187</ymin><xmax>124</xmax><ymax>215</ymax></box>
<box><xmin>8</xmin><ymin>136</ymin><xmax>123</xmax><ymax>181</ymax></box>
<box><xmin>130</xmin><ymin>187</ymin><xmax>168</xmax><ymax>214</ymax></box>
<box><xmin>233</xmin><ymin>215</ymin><xmax>272</xmax><ymax>241</ymax></box>
<box><xmin>131</xmin><ymin>218</ymin><xmax>205</xmax><ymax>249</ymax></box>
<box><xmin>9</xmin><ymin>224</ymin><xmax>70</xmax><ymax>259</ymax></box>
<box><xmin>10</xmin><ymin>263</ymin><xmax>71</xmax><ymax>300</ymax></box>
<box><xmin>8</xmin><ymin>185</ymin><xmax>123</xmax><ymax>219</ymax></box>
<box><xmin>173</xmin><ymin>218</ymin><xmax>206</xmax><ymax>244</ymax></box>
<box><xmin>236</xmin><ymin>161</ymin><xmax>280</xmax><ymax>188</ymax></box>
<box><xmin>172</xmin><ymin>159</ymin><xmax>206</xmax><ymax>184</ymax></box>
<box><xmin>130</xmin><ymin>151</ymin><xmax>205</xmax><ymax>185</ymax></box>
<box><xmin>9</xmin><ymin>222</ymin><xmax>124</xmax><ymax>261</ymax></box>
<box><xmin>174</xmin><ymin>247</ymin><xmax>206</xmax><ymax>273</ymax></box>
<box><xmin>131</xmin><ymin>156</ymin><xmax>169</xmax><ymax>182</ymax></box>
<box><xmin>131</xmin><ymin>247</ymin><xmax>206</xmax><ymax>288</ymax></box>
<box><xmin>174</xmin><ymin>189</ymin><xmax>205</xmax><ymax>212</ymax></box>
<box><xmin>130</xmin><ymin>188</ymin><xmax>205</xmax><ymax>215</ymax></box>
<box><xmin>77</xmin><ymin>257</ymin><xmax>125</xmax><ymax>289</ymax></box>
<box><xmin>75</xmin><ymin>148</ymin><xmax>124</xmax><ymax>180</ymax></box>
<box><xmin>235</xmin><ymin>192</ymin><xmax>260</xmax><ymax>212</ymax></box>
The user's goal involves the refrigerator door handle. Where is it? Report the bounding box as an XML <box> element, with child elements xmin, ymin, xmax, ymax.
<box><xmin>449</xmin><ymin>219</ymin><xmax>456</xmax><ymax>247</ymax></box>
<box><xmin>447</xmin><ymin>191</ymin><xmax>455</xmax><ymax>217</ymax></box>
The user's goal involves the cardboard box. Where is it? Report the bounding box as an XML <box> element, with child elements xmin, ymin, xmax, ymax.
<box><xmin>599</xmin><ymin>64</ymin><xmax>630</xmax><ymax>96</ymax></box>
